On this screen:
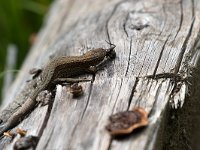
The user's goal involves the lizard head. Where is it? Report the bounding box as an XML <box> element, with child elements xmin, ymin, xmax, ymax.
<box><xmin>105</xmin><ymin>44</ymin><xmax>116</xmax><ymax>59</ymax></box>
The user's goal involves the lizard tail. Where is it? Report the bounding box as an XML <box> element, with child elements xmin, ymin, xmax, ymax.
<box><xmin>0</xmin><ymin>97</ymin><xmax>37</xmax><ymax>137</ymax></box>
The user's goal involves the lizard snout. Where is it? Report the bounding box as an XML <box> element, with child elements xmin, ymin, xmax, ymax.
<box><xmin>106</xmin><ymin>46</ymin><xmax>116</xmax><ymax>59</ymax></box>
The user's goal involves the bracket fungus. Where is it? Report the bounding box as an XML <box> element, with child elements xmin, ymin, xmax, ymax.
<box><xmin>106</xmin><ymin>107</ymin><xmax>148</xmax><ymax>136</ymax></box>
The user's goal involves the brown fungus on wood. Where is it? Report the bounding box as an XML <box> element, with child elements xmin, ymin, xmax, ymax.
<box><xmin>70</xmin><ymin>83</ymin><xmax>84</xmax><ymax>98</ymax></box>
<box><xmin>16</xmin><ymin>128</ymin><xmax>27</xmax><ymax>137</ymax></box>
<box><xmin>106</xmin><ymin>107</ymin><xmax>148</xmax><ymax>136</ymax></box>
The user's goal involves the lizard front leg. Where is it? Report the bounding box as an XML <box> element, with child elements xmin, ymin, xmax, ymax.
<box><xmin>36</xmin><ymin>90</ymin><xmax>52</xmax><ymax>106</ymax></box>
<box><xmin>29</xmin><ymin>68</ymin><xmax>42</xmax><ymax>79</ymax></box>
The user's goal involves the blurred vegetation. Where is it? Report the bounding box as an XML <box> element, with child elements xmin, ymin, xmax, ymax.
<box><xmin>0</xmin><ymin>0</ymin><xmax>52</xmax><ymax>101</ymax></box>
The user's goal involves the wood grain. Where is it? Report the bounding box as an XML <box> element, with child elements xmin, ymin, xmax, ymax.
<box><xmin>1</xmin><ymin>0</ymin><xmax>200</xmax><ymax>149</ymax></box>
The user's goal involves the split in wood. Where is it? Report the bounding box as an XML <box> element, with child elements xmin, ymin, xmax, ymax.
<box><xmin>106</xmin><ymin>107</ymin><xmax>148</xmax><ymax>136</ymax></box>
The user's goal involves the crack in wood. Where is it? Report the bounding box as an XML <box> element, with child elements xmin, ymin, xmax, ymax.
<box><xmin>80</xmin><ymin>83</ymin><xmax>93</xmax><ymax>120</ymax></box>
<box><xmin>147</xmin><ymin>81</ymin><xmax>164</xmax><ymax>117</ymax></box>
<box><xmin>105</xmin><ymin>0</ymin><xmax>124</xmax><ymax>42</ymax></box>
<box><xmin>2</xmin><ymin>0</ymin><xmax>200</xmax><ymax>149</ymax></box>
<box><xmin>177</xmin><ymin>0</ymin><xmax>183</xmax><ymax>38</ymax></box>
<box><xmin>125</xmin><ymin>38</ymin><xmax>132</xmax><ymax>76</ymax></box>
<box><xmin>127</xmin><ymin>77</ymin><xmax>139</xmax><ymax>110</ymax></box>
<box><xmin>174</xmin><ymin>18</ymin><xmax>195</xmax><ymax>73</ymax></box>
<box><xmin>42</xmin><ymin>127</ymin><xmax>54</xmax><ymax>149</ymax></box>
<box><xmin>162</xmin><ymin>0</ymin><xmax>183</xmax><ymax>71</ymax></box>
<box><xmin>152</xmin><ymin>36</ymin><xmax>170</xmax><ymax>77</ymax></box>
<box><xmin>111</xmin><ymin>79</ymin><xmax>123</xmax><ymax>113</ymax></box>
<box><xmin>68</xmin><ymin>122</ymin><xmax>79</xmax><ymax>150</ymax></box>
<box><xmin>192</xmin><ymin>0</ymin><xmax>195</xmax><ymax>17</ymax></box>
<box><xmin>38</xmin><ymin>97</ymin><xmax>54</xmax><ymax>138</ymax></box>
<box><xmin>107</xmin><ymin>137</ymin><xmax>113</xmax><ymax>150</ymax></box>
<box><xmin>123</xmin><ymin>12</ymin><xmax>129</xmax><ymax>37</ymax></box>
<box><xmin>138</xmin><ymin>11</ymin><xmax>167</xmax><ymax>76</ymax></box>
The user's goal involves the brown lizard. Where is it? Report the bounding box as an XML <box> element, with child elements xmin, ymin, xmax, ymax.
<box><xmin>0</xmin><ymin>45</ymin><xmax>116</xmax><ymax>135</ymax></box>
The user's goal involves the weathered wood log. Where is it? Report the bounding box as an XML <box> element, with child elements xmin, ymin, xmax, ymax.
<box><xmin>1</xmin><ymin>0</ymin><xmax>200</xmax><ymax>149</ymax></box>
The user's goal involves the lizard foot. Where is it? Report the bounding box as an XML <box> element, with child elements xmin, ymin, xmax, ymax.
<box><xmin>0</xmin><ymin>122</ymin><xmax>10</xmax><ymax>136</ymax></box>
<box><xmin>29</xmin><ymin>68</ymin><xmax>42</xmax><ymax>79</ymax></box>
<box><xmin>36</xmin><ymin>90</ymin><xmax>52</xmax><ymax>106</ymax></box>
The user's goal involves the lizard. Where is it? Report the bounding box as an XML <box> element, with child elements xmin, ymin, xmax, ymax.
<box><xmin>0</xmin><ymin>44</ymin><xmax>116</xmax><ymax>135</ymax></box>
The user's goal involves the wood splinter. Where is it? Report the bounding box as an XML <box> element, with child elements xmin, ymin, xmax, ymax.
<box><xmin>16</xmin><ymin>128</ymin><xmax>27</xmax><ymax>137</ymax></box>
<box><xmin>106</xmin><ymin>107</ymin><xmax>148</xmax><ymax>136</ymax></box>
<box><xmin>3</xmin><ymin>131</ymin><xmax>16</xmax><ymax>138</ymax></box>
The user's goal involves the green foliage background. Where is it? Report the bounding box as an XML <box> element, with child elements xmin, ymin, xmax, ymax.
<box><xmin>0</xmin><ymin>0</ymin><xmax>52</xmax><ymax>101</ymax></box>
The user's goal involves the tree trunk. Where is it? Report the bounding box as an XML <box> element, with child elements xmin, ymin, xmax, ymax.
<box><xmin>1</xmin><ymin>0</ymin><xmax>200</xmax><ymax>149</ymax></box>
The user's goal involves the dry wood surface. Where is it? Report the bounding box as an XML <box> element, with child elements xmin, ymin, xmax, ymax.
<box><xmin>1</xmin><ymin>0</ymin><xmax>200</xmax><ymax>149</ymax></box>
